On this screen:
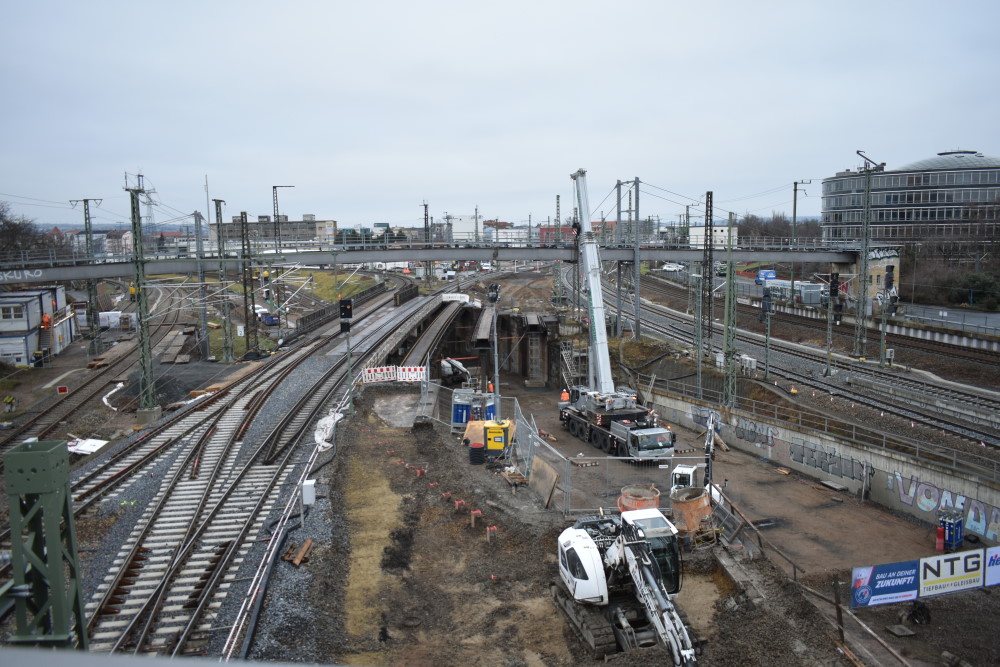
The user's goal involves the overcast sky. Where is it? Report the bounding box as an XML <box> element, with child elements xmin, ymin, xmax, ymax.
<box><xmin>2</xmin><ymin>1</ymin><xmax>998</xmax><ymax>234</ymax></box>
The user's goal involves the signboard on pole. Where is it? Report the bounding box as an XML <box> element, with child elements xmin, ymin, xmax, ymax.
<box><xmin>851</xmin><ymin>560</ymin><xmax>919</xmax><ymax>608</ymax></box>
<box><xmin>919</xmin><ymin>551</ymin><xmax>985</xmax><ymax>598</ymax></box>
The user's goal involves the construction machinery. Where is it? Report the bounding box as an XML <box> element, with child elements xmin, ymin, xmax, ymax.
<box><xmin>552</xmin><ymin>507</ymin><xmax>697</xmax><ymax>665</ymax></box>
<box><xmin>670</xmin><ymin>412</ymin><xmax>728</xmax><ymax>499</ymax></box>
<box><xmin>440</xmin><ymin>357</ymin><xmax>473</xmax><ymax>386</ymax></box>
<box><xmin>558</xmin><ymin>169</ymin><xmax>676</xmax><ymax>461</ymax></box>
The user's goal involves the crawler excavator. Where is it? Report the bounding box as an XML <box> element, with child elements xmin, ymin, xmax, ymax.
<box><xmin>552</xmin><ymin>507</ymin><xmax>696</xmax><ymax>665</ymax></box>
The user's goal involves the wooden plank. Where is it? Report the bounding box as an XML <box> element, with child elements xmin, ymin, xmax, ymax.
<box><xmin>292</xmin><ymin>539</ymin><xmax>313</xmax><ymax>566</ymax></box>
<box><xmin>528</xmin><ymin>456</ymin><xmax>559</xmax><ymax>509</ymax></box>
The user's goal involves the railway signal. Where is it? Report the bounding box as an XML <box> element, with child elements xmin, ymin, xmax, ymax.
<box><xmin>340</xmin><ymin>298</ymin><xmax>353</xmax><ymax>333</ymax></box>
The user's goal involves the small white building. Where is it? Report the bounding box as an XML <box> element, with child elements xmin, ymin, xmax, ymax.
<box><xmin>687</xmin><ymin>225</ymin><xmax>739</xmax><ymax>249</ymax></box>
<box><xmin>0</xmin><ymin>286</ymin><xmax>77</xmax><ymax>367</ymax></box>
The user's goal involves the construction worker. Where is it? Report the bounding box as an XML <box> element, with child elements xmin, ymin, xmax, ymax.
<box><xmin>41</xmin><ymin>313</ymin><xmax>51</xmax><ymax>329</ymax></box>
<box><xmin>3</xmin><ymin>395</ymin><xmax>15</xmax><ymax>413</ymax></box>
<box><xmin>560</xmin><ymin>388</ymin><xmax>570</xmax><ymax>402</ymax></box>
<box><xmin>129</xmin><ymin>282</ymin><xmax>136</xmax><ymax>302</ymax></box>
<box><xmin>487</xmin><ymin>381</ymin><xmax>494</xmax><ymax>393</ymax></box>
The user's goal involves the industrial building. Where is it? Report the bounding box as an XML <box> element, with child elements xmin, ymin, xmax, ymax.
<box><xmin>821</xmin><ymin>149</ymin><xmax>1000</xmax><ymax>243</ymax></box>
<box><xmin>0</xmin><ymin>285</ymin><xmax>76</xmax><ymax>367</ymax></box>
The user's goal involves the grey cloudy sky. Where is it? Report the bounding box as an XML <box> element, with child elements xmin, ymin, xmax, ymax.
<box><xmin>2</xmin><ymin>1</ymin><xmax>998</xmax><ymax>233</ymax></box>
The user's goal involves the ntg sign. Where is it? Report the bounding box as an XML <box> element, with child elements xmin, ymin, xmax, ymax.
<box><xmin>852</xmin><ymin>547</ymin><xmax>1000</xmax><ymax>608</ymax></box>
<box><xmin>920</xmin><ymin>551</ymin><xmax>985</xmax><ymax>597</ymax></box>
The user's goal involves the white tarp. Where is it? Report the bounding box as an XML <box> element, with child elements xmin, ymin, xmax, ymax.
<box><xmin>67</xmin><ymin>438</ymin><xmax>109</xmax><ymax>455</ymax></box>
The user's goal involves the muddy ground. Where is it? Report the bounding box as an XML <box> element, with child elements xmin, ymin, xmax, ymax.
<box><xmin>289</xmin><ymin>384</ymin><xmax>850</xmax><ymax>667</ymax></box>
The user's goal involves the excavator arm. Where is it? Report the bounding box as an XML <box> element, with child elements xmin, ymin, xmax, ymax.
<box><xmin>623</xmin><ymin>544</ymin><xmax>696</xmax><ymax>666</ymax></box>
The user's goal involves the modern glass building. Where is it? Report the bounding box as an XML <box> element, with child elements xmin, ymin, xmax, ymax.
<box><xmin>821</xmin><ymin>150</ymin><xmax>1000</xmax><ymax>243</ymax></box>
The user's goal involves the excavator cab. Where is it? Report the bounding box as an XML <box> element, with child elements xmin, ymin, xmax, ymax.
<box><xmin>622</xmin><ymin>510</ymin><xmax>682</xmax><ymax>595</ymax></box>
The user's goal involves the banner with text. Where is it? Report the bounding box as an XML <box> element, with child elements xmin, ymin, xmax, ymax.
<box><xmin>362</xmin><ymin>366</ymin><xmax>427</xmax><ymax>383</ymax></box>
<box><xmin>919</xmin><ymin>551</ymin><xmax>985</xmax><ymax>598</ymax></box>
<box><xmin>851</xmin><ymin>560</ymin><xmax>919</xmax><ymax>608</ymax></box>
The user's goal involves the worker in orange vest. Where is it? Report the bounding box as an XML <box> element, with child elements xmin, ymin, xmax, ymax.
<box><xmin>560</xmin><ymin>388</ymin><xmax>570</xmax><ymax>402</ymax></box>
<box><xmin>487</xmin><ymin>381</ymin><xmax>494</xmax><ymax>393</ymax></box>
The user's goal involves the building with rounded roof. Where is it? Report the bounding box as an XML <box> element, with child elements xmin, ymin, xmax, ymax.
<box><xmin>821</xmin><ymin>150</ymin><xmax>1000</xmax><ymax>243</ymax></box>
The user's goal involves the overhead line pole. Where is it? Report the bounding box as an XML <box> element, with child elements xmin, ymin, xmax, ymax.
<box><xmin>633</xmin><ymin>177</ymin><xmax>641</xmax><ymax>339</ymax></box>
<box><xmin>126</xmin><ymin>174</ymin><xmax>159</xmax><ymax>420</ymax></box>
<box><xmin>70</xmin><ymin>198</ymin><xmax>103</xmax><ymax>349</ymax></box>
<box><xmin>213</xmin><ymin>199</ymin><xmax>235</xmax><ymax>362</ymax></box>
<box><xmin>193</xmin><ymin>211</ymin><xmax>210</xmax><ymax>359</ymax></box>
<box><xmin>854</xmin><ymin>151</ymin><xmax>882</xmax><ymax>358</ymax></box>
<box><xmin>790</xmin><ymin>179</ymin><xmax>811</xmax><ymax>302</ymax></box>
<box><xmin>615</xmin><ymin>180</ymin><xmax>623</xmax><ymax>337</ymax></box>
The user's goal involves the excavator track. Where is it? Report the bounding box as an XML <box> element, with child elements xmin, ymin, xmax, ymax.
<box><xmin>550</xmin><ymin>580</ymin><xmax>618</xmax><ymax>659</ymax></box>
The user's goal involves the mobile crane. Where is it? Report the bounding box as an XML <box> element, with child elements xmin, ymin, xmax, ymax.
<box><xmin>559</xmin><ymin>169</ymin><xmax>676</xmax><ymax>461</ymax></box>
<box><xmin>552</xmin><ymin>507</ymin><xmax>697</xmax><ymax>665</ymax></box>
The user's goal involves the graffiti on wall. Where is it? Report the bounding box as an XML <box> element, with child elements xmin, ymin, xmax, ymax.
<box><xmin>888</xmin><ymin>472</ymin><xmax>1000</xmax><ymax>541</ymax></box>
<box><xmin>789</xmin><ymin>441</ymin><xmax>869</xmax><ymax>481</ymax></box>
<box><xmin>0</xmin><ymin>269</ymin><xmax>43</xmax><ymax>283</ymax></box>
<box><xmin>734</xmin><ymin>415</ymin><xmax>778</xmax><ymax>448</ymax></box>
<box><xmin>689</xmin><ymin>405</ymin><xmax>720</xmax><ymax>433</ymax></box>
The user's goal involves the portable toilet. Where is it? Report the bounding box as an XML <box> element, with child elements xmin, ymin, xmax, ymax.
<box><xmin>451</xmin><ymin>388</ymin><xmax>475</xmax><ymax>429</ymax></box>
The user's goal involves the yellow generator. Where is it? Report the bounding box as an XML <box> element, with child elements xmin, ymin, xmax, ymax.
<box><xmin>484</xmin><ymin>420</ymin><xmax>513</xmax><ymax>456</ymax></box>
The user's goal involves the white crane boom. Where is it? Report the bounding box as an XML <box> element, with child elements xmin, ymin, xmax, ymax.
<box><xmin>571</xmin><ymin>168</ymin><xmax>616</xmax><ymax>395</ymax></box>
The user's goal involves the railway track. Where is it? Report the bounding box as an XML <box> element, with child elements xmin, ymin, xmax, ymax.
<box><xmin>22</xmin><ymin>281</ymin><xmax>440</xmax><ymax>654</ymax></box>
<box><xmin>0</xmin><ymin>285</ymin><xmax>186</xmax><ymax>461</ymax></box>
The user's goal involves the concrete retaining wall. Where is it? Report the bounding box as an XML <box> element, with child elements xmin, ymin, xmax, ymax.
<box><xmin>648</xmin><ymin>391</ymin><xmax>1000</xmax><ymax>546</ymax></box>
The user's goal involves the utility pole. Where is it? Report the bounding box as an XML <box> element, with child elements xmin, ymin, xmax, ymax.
<box><xmin>685</xmin><ymin>204</ymin><xmax>696</xmax><ymax>314</ymax></box>
<box><xmin>474</xmin><ymin>205</ymin><xmax>480</xmax><ymax>244</ymax></box>
<box><xmin>722</xmin><ymin>213</ymin><xmax>738</xmax><ymax>407</ymax></box>
<box><xmin>422</xmin><ymin>201</ymin><xmax>431</xmax><ymax>286</ymax></box>
<box><xmin>789</xmin><ymin>180</ymin><xmax>811</xmax><ymax>304</ymax></box>
<box><xmin>192</xmin><ymin>211</ymin><xmax>210</xmax><ymax>359</ymax></box>
<box><xmin>272</xmin><ymin>185</ymin><xmax>293</xmax><ymax>339</ymax></box>
<box><xmin>633</xmin><ymin>177</ymin><xmax>641</xmax><ymax>338</ymax></box>
<box><xmin>213</xmin><ymin>199</ymin><xmax>235</xmax><ymax>362</ymax></box>
<box><xmin>854</xmin><ymin>151</ymin><xmax>882</xmax><ymax>358</ymax></box>
<box><xmin>487</xmin><ymin>283</ymin><xmax>501</xmax><ymax>420</ymax></box>
<box><xmin>609</xmin><ymin>183</ymin><xmax>623</xmax><ymax>332</ymax></box>
<box><xmin>879</xmin><ymin>265</ymin><xmax>896</xmax><ymax>368</ymax></box>
<box><xmin>701</xmin><ymin>192</ymin><xmax>715</xmax><ymax>359</ymax></box>
<box><xmin>272</xmin><ymin>185</ymin><xmax>294</xmax><ymax>253</ymax></box>
<box><xmin>825</xmin><ymin>272</ymin><xmax>840</xmax><ymax>376</ymax></box>
<box><xmin>762</xmin><ymin>286</ymin><xmax>773</xmax><ymax>381</ymax></box>
<box><xmin>70</xmin><ymin>198</ymin><xmax>103</xmax><ymax>349</ymax></box>
<box><xmin>239</xmin><ymin>211</ymin><xmax>259</xmax><ymax>357</ymax></box>
<box><xmin>693</xmin><ymin>268</ymin><xmax>704</xmax><ymax>399</ymax></box>
<box><xmin>126</xmin><ymin>175</ymin><xmax>159</xmax><ymax>421</ymax></box>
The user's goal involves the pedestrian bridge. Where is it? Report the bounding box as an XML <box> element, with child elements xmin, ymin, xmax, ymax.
<box><xmin>0</xmin><ymin>240</ymin><xmax>858</xmax><ymax>286</ymax></box>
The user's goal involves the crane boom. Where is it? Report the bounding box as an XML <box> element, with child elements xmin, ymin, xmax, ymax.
<box><xmin>571</xmin><ymin>168</ymin><xmax>616</xmax><ymax>394</ymax></box>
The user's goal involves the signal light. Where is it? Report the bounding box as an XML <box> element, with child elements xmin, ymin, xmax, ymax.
<box><xmin>339</xmin><ymin>298</ymin><xmax>354</xmax><ymax>319</ymax></box>
<box><xmin>885</xmin><ymin>265</ymin><xmax>894</xmax><ymax>291</ymax></box>
<box><xmin>829</xmin><ymin>272</ymin><xmax>840</xmax><ymax>297</ymax></box>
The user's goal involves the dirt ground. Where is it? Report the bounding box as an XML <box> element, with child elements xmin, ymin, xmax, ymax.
<box><xmin>305</xmin><ymin>377</ymin><xmax>998</xmax><ymax>667</ymax></box>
